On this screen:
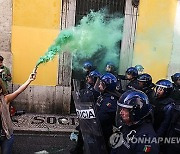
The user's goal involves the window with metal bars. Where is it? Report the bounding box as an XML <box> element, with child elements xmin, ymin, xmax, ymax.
<box><xmin>75</xmin><ymin>0</ymin><xmax>126</xmax><ymax>25</ymax></box>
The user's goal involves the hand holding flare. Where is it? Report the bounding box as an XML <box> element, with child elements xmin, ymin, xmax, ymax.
<box><xmin>29</xmin><ymin>66</ymin><xmax>38</xmax><ymax>81</ymax></box>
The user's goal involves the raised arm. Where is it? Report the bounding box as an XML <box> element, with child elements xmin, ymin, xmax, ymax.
<box><xmin>5</xmin><ymin>73</ymin><xmax>36</xmax><ymax>103</ymax></box>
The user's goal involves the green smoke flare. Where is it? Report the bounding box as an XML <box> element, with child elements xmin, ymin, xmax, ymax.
<box><xmin>36</xmin><ymin>10</ymin><xmax>124</xmax><ymax>71</ymax></box>
<box><xmin>36</xmin><ymin>30</ymin><xmax>74</xmax><ymax>66</ymax></box>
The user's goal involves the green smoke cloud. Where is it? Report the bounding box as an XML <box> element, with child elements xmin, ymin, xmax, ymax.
<box><xmin>36</xmin><ymin>10</ymin><xmax>124</xmax><ymax>72</ymax></box>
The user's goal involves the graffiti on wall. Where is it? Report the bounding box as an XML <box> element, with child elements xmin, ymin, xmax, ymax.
<box><xmin>13</xmin><ymin>114</ymin><xmax>78</xmax><ymax>132</ymax></box>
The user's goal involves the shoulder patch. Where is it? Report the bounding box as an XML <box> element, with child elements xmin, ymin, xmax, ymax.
<box><xmin>106</xmin><ymin>103</ymin><xmax>112</xmax><ymax>107</ymax></box>
<box><xmin>143</xmin><ymin>145</ymin><xmax>151</xmax><ymax>153</ymax></box>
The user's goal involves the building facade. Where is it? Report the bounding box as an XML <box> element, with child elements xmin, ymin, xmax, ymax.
<box><xmin>0</xmin><ymin>0</ymin><xmax>179</xmax><ymax>114</ymax></box>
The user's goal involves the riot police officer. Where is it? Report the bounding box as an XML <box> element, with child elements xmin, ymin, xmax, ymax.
<box><xmin>170</xmin><ymin>73</ymin><xmax>180</xmax><ymax>104</ymax></box>
<box><xmin>166</xmin><ymin>104</ymin><xmax>180</xmax><ymax>154</ymax></box>
<box><xmin>70</xmin><ymin>70</ymin><xmax>101</xmax><ymax>154</ymax></box>
<box><xmin>83</xmin><ymin>61</ymin><xmax>95</xmax><ymax>76</ymax></box>
<box><xmin>137</xmin><ymin>73</ymin><xmax>155</xmax><ymax>103</ymax></box>
<box><xmin>167</xmin><ymin>73</ymin><xmax>180</xmax><ymax>154</ymax></box>
<box><xmin>105</xmin><ymin>62</ymin><xmax>116</xmax><ymax>74</ymax></box>
<box><xmin>135</xmin><ymin>64</ymin><xmax>144</xmax><ymax>75</ymax></box>
<box><xmin>80</xmin><ymin>61</ymin><xmax>96</xmax><ymax>88</ymax></box>
<box><xmin>86</xmin><ymin>70</ymin><xmax>101</xmax><ymax>101</ymax></box>
<box><xmin>110</xmin><ymin>90</ymin><xmax>159</xmax><ymax>154</ymax></box>
<box><xmin>152</xmin><ymin>79</ymin><xmax>174</xmax><ymax>137</ymax></box>
<box><xmin>125</xmin><ymin>67</ymin><xmax>139</xmax><ymax>91</ymax></box>
<box><xmin>117</xmin><ymin>67</ymin><xmax>139</xmax><ymax>92</ymax></box>
<box><xmin>105</xmin><ymin>62</ymin><xmax>123</xmax><ymax>94</ymax></box>
<box><xmin>96</xmin><ymin>73</ymin><xmax>119</xmax><ymax>153</ymax></box>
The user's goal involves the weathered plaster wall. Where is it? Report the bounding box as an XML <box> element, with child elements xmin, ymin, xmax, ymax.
<box><xmin>0</xmin><ymin>0</ymin><xmax>13</xmax><ymax>91</ymax></box>
<box><xmin>168</xmin><ymin>0</ymin><xmax>180</xmax><ymax>79</ymax></box>
<box><xmin>133</xmin><ymin>0</ymin><xmax>177</xmax><ymax>82</ymax></box>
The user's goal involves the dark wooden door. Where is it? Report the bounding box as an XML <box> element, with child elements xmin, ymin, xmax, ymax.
<box><xmin>70</xmin><ymin>0</ymin><xmax>126</xmax><ymax>113</ymax></box>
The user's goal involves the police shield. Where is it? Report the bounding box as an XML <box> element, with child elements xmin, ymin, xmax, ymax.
<box><xmin>73</xmin><ymin>89</ymin><xmax>108</xmax><ymax>154</ymax></box>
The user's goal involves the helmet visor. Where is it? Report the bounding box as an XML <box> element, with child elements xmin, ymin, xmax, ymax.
<box><xmin>155</xmin><ymin>86</ymin><xmax>165</xmax><ymax>97</ymax></box>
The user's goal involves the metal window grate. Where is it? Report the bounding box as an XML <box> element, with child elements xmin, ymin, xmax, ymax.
<box><xmin>75</xmin><ymin>0</ymin><xmax>126</xmax><ymax>24</ymax></box>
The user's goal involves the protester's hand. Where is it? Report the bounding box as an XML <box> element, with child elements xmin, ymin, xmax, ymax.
<box><xmin>28</xmin><ymin>72</ymin><xmax>36</xmax><ymax>82</ymax></box>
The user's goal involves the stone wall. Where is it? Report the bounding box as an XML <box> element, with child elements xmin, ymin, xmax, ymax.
<box><xmin>0</xmin><ymin>0</ymin><xmax>13</xmax><ymax>91</ymax></box>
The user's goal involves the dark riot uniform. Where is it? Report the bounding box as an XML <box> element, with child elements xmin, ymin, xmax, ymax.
<box><xmin>170</xmin><ymin>83</ymin><xmax>180</xmax><ymax>105</ymax></box>
<box><xmin>124</xmin><ymin>67</ymin><xmax>140</xmax><ymax>91</ymax></box>
<box><xmin>170</xmin><ymin>73</ymin><xmax>180</xmax><ymax>105</ymax></box>
<box><xmin>152</xmin><ymin>97</ymin><xmax>174</xmax><ymax>137</ymax></box>
<box><xmin>108</xmin><ymin>73</ymin><xmax>123</xmax><ymax>94</ymax></box>
<box><xmin>117</xmin><ymin>75</ymin><xmax>139</xmax><ymax>92</ymax></box>
<box><xmin>70</xmin><ymin>82</ymin><xmax>100</xmax><ymax>154</ymax></box>
<box><xmin>111</xmin><ymin>122</ymin><xmax>159</xmax><ymax>154</ymax></box>
<box><xmin>126</xmin><ymin>79</ymin><xmax>139</xmax><ymax>91</ymax></box>
<box><xmin>86</xmin><ymin>83</ymin><xmax>100</xmax><ymax>102</ymax></box>
<box><xmin>96</xmin><ymin>92</ymin><xmax>118</xmax><ymax>152</ymax></box>
<box><xmin>166</xmin><ymin>104</ymin><xmax>180</xmax><ymax>154</ymax></box>
<box><xmin>116</xmin><ymin>75</ymin><xmax>126</xmax><ymax>93</ymax></box>
<box><xmin>152</xmin><ymin>79</ymin><xmax>176</xmax><ymax>154</ymax></box>
<box><xmin>140</xmin><ymin>84</ymin><xmax>155</xmax><ymax>104</ymax></box>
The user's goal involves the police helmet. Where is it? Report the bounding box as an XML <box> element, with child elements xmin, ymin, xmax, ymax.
<box><xmin>137</xmin><ymin>73</ymin><xmax>152</xmax><ymax>87</ymax></box>
<box><xmin>155</xmin><ymin>79</ymin><xmax>173</xmax><ymax>97</ymax></box>
<box><xmin>126</xmin><ymin>67</ymin><xmax>138</xmax><ymax>78</ymax></box>
<box><xmin>116</xmin><ymin>90</ymin><xmax>152</xmax><ymax>126</ymax></box>
<box><xmin>105</xmin><ymin>62</ymin><xmax>115</xmax><ymax>73</ymax></box>
<box><xmin>100</xmin><ymin>73</ymin><xmax>117</xmax><ymax>91</ymax></box>
<box><xmin>88</xmin><ymin>70</ymin><xmax>101</xmax><ymax>83</ymax></box>
<box><xmin>135</xmin><ymin>65</ymin><xmax>144</xmax><ymax>70</ymax></box>
<box><xmin>171</xmin><ymin>73</ymin><xmax>180</xmax><ymax>82</ymax></box>
<box><xmin>135</xmin><ymin>65</ymin><xmax>144</xmax><ymax>75</ymax></box>
<box><xmin>83</xmin><ymin>61</ymin><xmax>93</xmax><ymax>71</ymax></box>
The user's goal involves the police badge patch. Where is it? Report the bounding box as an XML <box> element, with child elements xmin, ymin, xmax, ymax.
<box><xmin>106</xmin><ymin>102</ymin><xmax>112</xmax><ymax>107</ymax></box>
